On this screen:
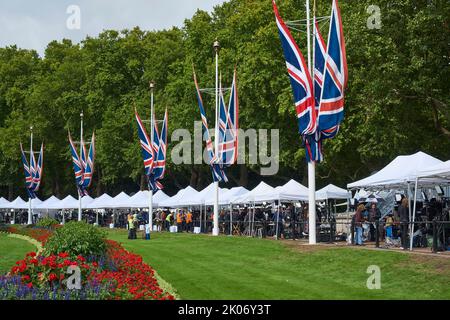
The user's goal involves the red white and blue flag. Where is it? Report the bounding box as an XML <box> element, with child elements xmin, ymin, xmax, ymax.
<box><xmin>273</xmin><ymin>0</ymin><xmax>316</xmax><ymax>137</ymax></box>
<box><xmin>219</xmin><ymin>69</ymin><xmax>239</xmax><ymax>166</ymax></box>
<box><xmin>152</xmin><ymin>109</ymin><xmax>168</xmax><ymax>185</ymax></box>
<box><xmin>20</xmin><ymin>143</ymin><xmax>44</xmax><ymax>199</ymax></box>
<box><xmin>135</xmin><ymin>109</ymin><xmax>155</xmax><ymax>177</ymax></box>
<box><xmin>318</xmin><ymin>0</ymin><xmax>347</xmax><ymax>138</ymax></box>
<box><xmin>68</xmin><ymin>131</ymin><xmax>95</xmax><ymax>197</ymax></box>
<box><xmin>193</xmin><ymin>69</ymin><xmax>228</xmax><ymax>183</ymax></box>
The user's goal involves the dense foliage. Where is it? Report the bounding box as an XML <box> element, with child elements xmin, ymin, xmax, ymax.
<box><xmin>43</xmin><ymin>222</ymin><xmax>107</xmax><ymax>258</ymax></box>
<box><xmin>36</xmin><ymin>217</ymin><xmax>59</xmax><ymax>229</ymax></box>
<box><xmin>0</xmin><ymin>0</ymin><xmax>448</xmax><ymax>199</ymax></box>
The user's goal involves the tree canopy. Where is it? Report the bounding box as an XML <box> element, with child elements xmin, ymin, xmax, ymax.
<box><xmin>0</xmin><ymin>0</ymin><xmax>449</xmax><ymax>199</ymax></box>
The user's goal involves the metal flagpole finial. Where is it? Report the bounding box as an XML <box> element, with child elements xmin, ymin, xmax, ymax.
<box><xmin>80</xmin><ymin>111</ymin><xmax>84</xmax><ymax>119</ymax></box>
<box><xmin>213</xmin><ymin>40</ymin><xmax>220</xmax><ymax>53</ymax></box>
<box><xmin>30</xmin><ymin>126</ymin><xmax>33</xmax><ymax>132</ymax></box>
<box><xmin>149</xmin><ymin>81</ymin><xmax>155</xmax><ymax>90</ymax></box>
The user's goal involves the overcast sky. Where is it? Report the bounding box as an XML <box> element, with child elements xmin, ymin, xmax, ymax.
<box><xmin>0</xmin><ymin>0</ymin><xmax>227</xmax><ymax>56</ymax></box>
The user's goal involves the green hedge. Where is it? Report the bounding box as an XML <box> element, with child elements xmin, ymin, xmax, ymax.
<box><xmin>36</xmin><ymin>217</ymin><xmax>59</xmax><ymax>228</ymax></box>
<box><xmin>43</xmin><ymin>221</ymin><xmax>107</xmax><ymax>258</ymax></box>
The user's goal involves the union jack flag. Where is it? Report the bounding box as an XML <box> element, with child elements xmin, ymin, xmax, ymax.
<box><xmin>273</xmin><ymin>0</ymin><xmax>316</xmax><ymax>137</ymax></box>
<box><xmin>218</xmin><ymin>69</ymin><xmax>239</xmax><ymax>166</ymax></box>
<box><xmin>32</xmin><ymin>143</ymin><xmax>44</xmax><ymax>192</ymax></box>
<box><xmin>82</xmin><ymin>134</ymin><xmax>95</xmax><ymax>189</ymax></box>
<box><xmin>318</xmin><ymin>0</ymin><xmax>347</xmax><ymax>137</ymax></box>
<box><xmin>152</xmin><ymin>109</ymin><xmax>168</xmax><ymax>183</ymax></box>
<box><xmin>68</xmin><ymin>131</ymin><xmax>95</xmax><ymax>197</ymax></box>
<box><xmin>193</xmin><ymin>68</ymin><xmax>227</xmax><ymax>183</ymax></box>
<box><xmin>20</xmin><ymin>143</ymin><xmax>44</xmax><ymax>199</ymax></box>
<box><xmin>135</xmin><ymin>109</ymin><xmax>155</xmax><ymax>177</ymax></box>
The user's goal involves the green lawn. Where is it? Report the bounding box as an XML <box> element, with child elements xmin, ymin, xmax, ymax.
<box><xmin>106</xmin><ymin>230</ymin><xmax>450</xmax><ymax>300</ymax></box>
<box><xmin>0</xmin><ymin>233</ymin><xmax>37</xmax><ymax>274</ymax></box>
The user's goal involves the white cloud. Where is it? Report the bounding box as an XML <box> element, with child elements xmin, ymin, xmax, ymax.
<box><xmin>0</xmin><ymin>0</ymin><xmax>227</xmax><ymax>56</ymax></box>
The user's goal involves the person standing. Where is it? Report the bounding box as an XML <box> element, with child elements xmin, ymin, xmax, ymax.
<box><xmin>176</xmin><ymin>210</ymin><xmax>183</xmax><ymax>232</ymax></box>
<box><xmin>186</xmin><ymin>211</ymin><xmax>193</xmax><ymax>233</ymax></box>
<box><xmin>354</xmin><ymin>204</ymin><xmax>365</xmax><ymax>245</ymax></box>
<box><xmin>398</xmin><ymin>197</ymin><xmax>409</xmax><ymax>250</ymax></box>
<box><xmin>165</xmin><ymin>211</ymin><xmax>172</xmax><ymax>231</ymax></box>
<box><xmin>369</xmin><ymin>202</ymin><xmax>381</xmax><ymax>241</ymax></box>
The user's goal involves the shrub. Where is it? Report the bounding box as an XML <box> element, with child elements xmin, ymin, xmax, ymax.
<box><xmin>43</xmin><ymin>222</ymin><xmax>107</xmax><ymax>259</ymax></box>
<box><xmin>36</xmin><ymin>217</ymin><xmax>59</xmax><ymax>229</ymax></box>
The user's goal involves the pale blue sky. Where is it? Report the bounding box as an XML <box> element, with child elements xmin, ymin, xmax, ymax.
<box><xmin>0</xmin><ymin>0</ymin><xmax>227</xmax><ymax>56</ymax></box>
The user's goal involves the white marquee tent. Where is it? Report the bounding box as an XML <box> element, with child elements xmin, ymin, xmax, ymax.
<box><xmin>85</xmin><ymin>193</ymin><xmax>114</xmax><ymax>209</ymax></box>
<box><xmin>159</xmin><ymin>186</ymin><xmax>199</xmax><ymax>208</ymax></box>
<box><xmin>230</xmin><ymin>182</ymin><xmax>275</xmax><ymax>204</ymax></box>
<box><xmin>125</xmin><ymin>190</ymin><xmax>170</xmax><ymax>208</ymax></box>
<box><xmin>417</xmin><ymin>160</ymin><xmax>450</xmax><ymax>180</ymax></box>
<box><xmin>316</xmin><ymin>184</ymin><xmax>350</xmax><ymax>200</ymax></box>
<box><xmin>3</xmin><ymin>196</ymin><xmax>31</xmax><ymax>210</ymax></box>
<box><xmin>36</xmin><ymin>196</ymin><xmax>61</xmax><ymax>209</ymax></box>
<box><xmin>0</xmin><ymin>197</ymin><xmax>11</xmax><ymax>209</ymax></box>
<box><xmin>105</xmin><ymin>192</ymin><xmax>131</xmax><ymax>209</ymax></box>
<box><xmin>252</xmin><ymin>179</ymin><xmax>309</xmax><ymax>203</ymax></box>
<box><xmin>205</xmin><ymin>186</ymin><xmax>249</xmax><ymax>206</ymax></box>
<box><xmin>347</xmin><ymin>151</ymin><xmax>445</xmax><ymax>190</ymax></box>
<box><xmin>182</xmin><ymin>183</ymin><xmax>229</xmax><ymax>207</ymax></box>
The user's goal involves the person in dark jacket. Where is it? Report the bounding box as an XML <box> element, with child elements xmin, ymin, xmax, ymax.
<box><xmin>354</xmin><ymin>204</ymin><xmax>365</xmax><ymax>245</ymax></box>
<box><xmin>398</xmin><ymin>197</ymin><xmax>409</xmax><ymax>249</ymax></box>
<box><xmin>368</xmin><ymin>203</ymin><xmax>381</xmax><ymax>241</ymax></box>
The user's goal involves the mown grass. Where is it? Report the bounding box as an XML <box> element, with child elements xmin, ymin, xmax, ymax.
<box><xmin>0</xmin><ymin>232</ymin><xmax>37</xmax><ymax>274</ymax></box>
<box><xmin>106</xmin><ymin>229</ymin><xmax>450</xmax><ymax>300</ymax></box>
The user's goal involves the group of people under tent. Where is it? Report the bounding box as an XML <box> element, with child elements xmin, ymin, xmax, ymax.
<box><xmin>351</xmin><ymin>194</ymin><xmax>450</xmax><ymax>251</ymax></box>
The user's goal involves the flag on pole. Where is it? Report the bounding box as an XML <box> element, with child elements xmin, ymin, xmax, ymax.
<box><xmin>318</xmin><ymin>0</ymin><xmax>347</xmax><ymax>137</ymax></box>
<box><xmin>82</xmin><ymin>133</ymin><xmax>95</xmax><ymax>189</ymax></box>
<box><xmin>273</xmin><ymin>0</ymin><xmax>316</xmax><ymax>137</ymax></box>
<box><xmin>153</xmin><ymin>109</ymin><xmax>168</xmax><ymax>183</ymax></box>
<box><xmin>33</xmin><ymin>144</ymin><xmax>44</xmax><ymax>192</ymax></box>
<box><xmin>219</xmin><ymin>69</ymin><xmax>239</xmax><ymax>166</ymax></box>
<box><xmin>193</xmin><ymin>68</ymin><xmax>227</xmax><ymax>183</ymax></box>
<box><xmin>20</xmin><ymin>143</ymin><xmax>35</xmax><ymax>199</ymax></box>
<box><xmin>135</xmin><ymin>109</ymin><xmax>155</xmax><ymax>177</ymax></box>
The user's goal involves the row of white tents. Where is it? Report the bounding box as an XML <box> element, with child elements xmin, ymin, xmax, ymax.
<box><xmin>0</xmin><ymin>180</ymin><xmax>350</xmax><ymax>211</ymax></box>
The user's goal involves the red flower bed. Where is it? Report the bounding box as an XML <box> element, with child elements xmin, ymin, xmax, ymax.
<box><xmin>7</xmin><ymin>226</ymin><xmax>55</xmax><ymax>245</ymax></box>
<box><xmin>89</xmin><ymin>240</ymin><xmax>174</xmax><ymax>300</ymax></box>
<box><xmin>6</xmin><ymin>227</ymin><xmax>174</xmax><ymax>300</ymax></box>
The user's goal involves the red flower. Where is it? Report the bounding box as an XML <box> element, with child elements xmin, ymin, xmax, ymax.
<box><xmin>77</xmin><ymin>255</ymin><xmax>86</xmax><ymax>262</ymax></box>
<box><xmin>30</xmin><ymin>258</ymin><xmax>39</xmax><ymax>265</ymax></box>
<box><xmin>58</xmin><ymin>252</ymin><xmax>69</xmax><ymax>258</ymax></box>
<box><xmin>27</xmin><ymin>282</ymin><xmax>33</xmax><ymax>289</ymax></box>
<box><xmin>49</xmin><ymin>273</ymin><xmax>58</xmax><ymax>282</ymax></box>
<box><xmin>26</xmin><ymin>252</ymin><xmax>37</xmax><ymax>258</ymax></box>
<box><xmin>22</xmin><ymin>275</ymin><xmax>31</xmax><ymax>282</ymax></box>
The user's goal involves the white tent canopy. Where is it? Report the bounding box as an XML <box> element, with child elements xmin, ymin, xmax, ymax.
<box><xmin>417</xmin><ymin>160</ymin><xmax>450</xmax><ymax>180</ymax></box>
<box><xmin>182</xmin><ymin>183</ymin><xmax>229</xmax><ymax>207</ymax></box>
<box><xmin>126</xmin><ymin>190</ymin><xmax>170</xmax><ymax>208</ymax></box>
<box><xmin>252</xmin><ymin>179</ymin><xmax>309</xmax><ymax>203</ymax></box>
<box><xmin>3</xmin><ymin>196</ymin><xmax>30</xmax><ymax>209</ymax></box>
<box><xmin>36</xmin><ymin>196</ymin><xmax>61</xmax><ymax>209</ymax></box>
<box><xmin>106</xmin><ymin>192</ymin><xmax>131</xmax><ymax>209</ymax></box>
<box><xmin>45</xmin><ymin>195</ymin><xmax>78</xmax><ymax>210</ymax></box>
<box><xmin>205</xmin><ymin>186</ymin><xmax>249</xmax><ymax>206</ymax></box>
<box><xmin>159</xmin><ymin>186</ymin><xmax>199</xmax><ymax>208</ymax></box>
<box><xmin>316</xmin><ymin>184</ymin><xmax>350</xmax><ymax>200</ymax></box>
<box><xmin>85</xmin><ymin>193</ymin><xmax>114</xmax><ymax>209</ymax></box>
<box><xmin>347</xmin><ymin>151</ymin><xmax>445</xmax><ymax>190</ymax></box>
<box><xmin>231</xmin><ymin>182</ymin><xmax>275</xmax><ymax>204</ymax></box>
<box><xmin>0</xmin><ymin>197</ymin><xmax>10</xmax><ymax>209</ymax></box>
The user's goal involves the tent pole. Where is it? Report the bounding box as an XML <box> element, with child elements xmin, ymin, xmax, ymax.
<box><xmin>276</xmin><ymin>199</ymin><xmax>280</xmax><ymax>240</ymax></box>
<box><xmin>410</xmin><ymin>178</ymin><xmax>419</xmax><ymax>251</ymax></box>
<box><xmin>407</xmin><ymin>183</ymin><xmax>412</xmax><ymax>249</ymax></box>
<box><xmin>229</xmin><ymin>203</ymin><xmax>232</xmax><ymax>236</ymax></box>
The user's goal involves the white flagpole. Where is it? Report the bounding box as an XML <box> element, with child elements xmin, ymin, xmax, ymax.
<box><xmin>306</xmin><ymin>0</ymin><xmax>317</xmax><ymax>244</ymax></box>
<box><xmin>149</xmin><ymin>81</ymin><xmax>155</xmax><ymax>235</ymax></box>
<box><xmin>27</xmin><ymin>126</ymin><xmax>33</xmax><ymax>225</ymax></box>
<box><xmin>212</xmin><ymin>40</ymin><xmax>220</xmax><ymax>236</ymax></box>
<box><xmin>78</xmin><ymin>112</ymin><xmax>83</xmax><ymax>222</ymax></box>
